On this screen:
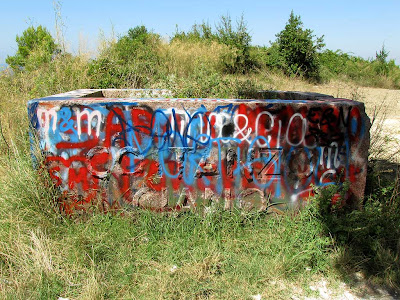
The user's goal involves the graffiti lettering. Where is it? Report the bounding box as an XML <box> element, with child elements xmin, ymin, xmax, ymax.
<box><xmin>29</xmin><ymin>97</ymin><xmax>369</xmax><ymax>213</ymax></box>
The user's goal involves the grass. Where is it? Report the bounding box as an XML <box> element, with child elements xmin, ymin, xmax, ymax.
<box><xmin>1</xmin><ymin>141</ymin><xmax>396</xmax><ymax>298</ymax></box>
<box><xmin>0</xmin><ymin>113</ymin><xmax>338</xmax><ymax>299</ymax></box>
<box><xmin>0</xmin><ymin>154</ymin><xmax>335</xmax><ymax>299</ymax></box>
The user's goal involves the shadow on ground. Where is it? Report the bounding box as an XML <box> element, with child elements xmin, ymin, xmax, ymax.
<box><xmin>322</xmin><ymin>158</ymin><xmax>400</xmax><ymax>298</ymax></box>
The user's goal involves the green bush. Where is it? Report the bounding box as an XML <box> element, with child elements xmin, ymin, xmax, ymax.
<box><xmin>88</xmin><ymin>25</ymin><xmax>163</xmax><ymax>88</ymax></box>
<box><xmin>263</xmin><ymin>43</ymin><xmax>286</xmax><ymax>71</ymax></box>
<box><xmin>375</xmin><ymin>44</ymin><xmax>390</xmax><ymax>76</ymax></box>
<box><xmin>319</xmin><ymin>48</ymin><xmax>400</xmax><ymax>88</ymax></box>
<box><xmin>173</xmin><ymin>22</ymin><xmax>216</xmax><ymax>43</ymax></box>
<box><xmin>273</xmin><ymin>11</ymin><xmax>325</xmax><ymax>81</ymax></box>
<box><xmin>6</xmin><ymin>25</ymin><xmax>58</xmax><ymax>71</ymax></box>
<box><xmin>310</xmin><ymin>168</ymin><xmax>400</xmax><ymax>288</ymax></box>
<box><xmin>215</xmin><ymin>14</ymin><xmax>253</xmax><ymax>73</ymax></box>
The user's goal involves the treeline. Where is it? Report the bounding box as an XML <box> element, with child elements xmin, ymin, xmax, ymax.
<box><xmin>3</xmin><ymin>12</ymin><xmax>400</xmax><ymax>98</ymax></box>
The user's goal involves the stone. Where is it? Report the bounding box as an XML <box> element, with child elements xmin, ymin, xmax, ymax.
<box><xmin>28</xmin><ymin>89</ymin><xmax>370</xmax><ymax>214</ymax></box>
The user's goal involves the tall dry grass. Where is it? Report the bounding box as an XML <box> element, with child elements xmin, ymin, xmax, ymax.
<box><xmin>159</xmin><ymin>40</ymin><xmax>236</xmax><ymax>76</ymax></box>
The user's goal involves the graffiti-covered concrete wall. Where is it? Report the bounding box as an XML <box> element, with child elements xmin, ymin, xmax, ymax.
<box><xmin>28</xmin><ymin>89</ymin><xmax>370</xmax><ymax>214</ymax></box>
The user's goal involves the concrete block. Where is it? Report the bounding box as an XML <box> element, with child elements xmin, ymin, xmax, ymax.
<box><xmin>28</xmin><ymin>89</ymin><xmax>370</xmax><ymax>213</ymax></box>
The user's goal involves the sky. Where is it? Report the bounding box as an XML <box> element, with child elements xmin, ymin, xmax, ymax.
<box><xmin>0</xmin><ymin>0</ymin><xmax>399</xmax><ymax>65</ymax></box>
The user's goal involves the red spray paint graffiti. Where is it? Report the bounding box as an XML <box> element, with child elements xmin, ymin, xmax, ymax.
<box><xmin>28</xmin><ymin>90</ymin><xmax>370</xmax><ymax>213</ymax></box>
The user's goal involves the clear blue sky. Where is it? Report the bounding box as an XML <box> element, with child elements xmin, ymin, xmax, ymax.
<box><xmin>0</xmin><ymin>0</ymin><xmax>399</xmax><ymax>65</ymax></box>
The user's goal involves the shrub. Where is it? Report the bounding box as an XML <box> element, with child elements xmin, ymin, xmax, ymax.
<box><xmin>319</xmin><ymin>48</ymin><xmax>400</xmax><ymax>88</ymax></box>
<box><xmin>172</xmin><ymin>15</ymin><xmax>255</xmax><ymax>74</ymax></box>
<box><xmin>375</xmin><ymin>44</ymin><xmax>389</xmax><ymax>76</ymax></box>
<box><xmin>263</xmin><ymin>43</ymin><xmax>286</xmax><ymax>71</ymax></box>
<box><xmin>309</xmin><ymin>167</ymin><xmax>400</xmax><ymax>288</ymax></box>
<box><xmin>88</xmin><ymin>25</ymin><xmax>163</xmax><ymax>88</ymax></box>
<box><xmin>215</xmin><ymin>14</ymin><xmax>253</xmax><ymax>73</ymax></box>
<box><xmin>273</xmin><ymin>11</ymin><xmax>325</xmax><ymax>81</ymax></box>
<box><xmin>6</xmin><ymin>25</ymin><xmax>58</xmax><ymax>71</ymax></box>
<box><xmin>173</xmin><ymin>22</ymin><xmax>216</xmax><ymax>43</ymax></box>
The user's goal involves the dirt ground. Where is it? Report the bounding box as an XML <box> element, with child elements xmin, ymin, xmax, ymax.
<box><xmin>275</xmin><ymin>78</ymin><xmax>400</xmax><ymax>121</ymax></box>
<box><xmin>276</xmin><ymin>79</ymin><xmax>400</xmax><ymax>117</ymax></box>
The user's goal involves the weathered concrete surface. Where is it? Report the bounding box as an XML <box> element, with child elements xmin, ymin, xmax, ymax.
<box><xmin>28</xmin><ymin>89</ymin><xmax>370</xmax><ymax>214</ymax></box>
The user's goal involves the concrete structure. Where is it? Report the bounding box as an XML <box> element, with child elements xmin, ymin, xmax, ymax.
<box><xmin>28</xmin><ymin>89</ymin><xmax>370</xmax><ymax>214</ymax></box>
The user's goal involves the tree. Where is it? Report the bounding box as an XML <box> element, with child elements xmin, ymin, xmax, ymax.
<box><xmin>375</xmin><ymin>44</ymin><xmax>390</xmax><ymax>76</ymax></box>
<box><xmin>6</xmin><ymin>25</ymin><xmax>57</xmax><ymax>70</ymax></box>
<box><xmin>274</xmin><ymin>11</ymin><xmax>325</xmax><ymax>80</ymax></box>
<box><xmin>215</xmin><ymin>14</ymin><xmax>253</xmax><ymax>73</ymax></box>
